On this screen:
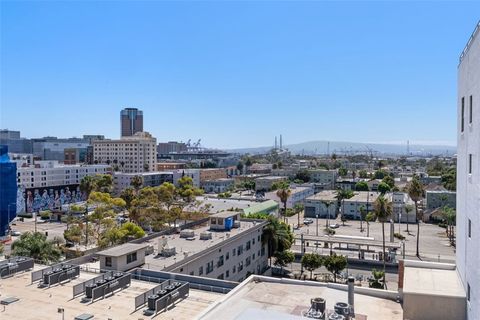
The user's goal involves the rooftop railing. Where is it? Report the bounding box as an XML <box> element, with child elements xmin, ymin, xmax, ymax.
<box><xmin>459</xmin><ymin>20</ymin><xmax>480</xmax><ymax>64</ymax></box>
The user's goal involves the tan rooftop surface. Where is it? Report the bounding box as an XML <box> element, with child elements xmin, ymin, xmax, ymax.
<box><xmin>200</xmin><ymin>277</ymin><xmax>403</xmax><ymax>320</ymax></box>
<box><xmin>144</xmin><ymin>220</ymin><xmax>262</xmax><ymax>271</ymax></box>
<box><xmin>403</xmin><ymin>266</ymin><xmax>466</xmax><ymax>297</ymax></box>
<box><xmin>0</xmin><ymin>266</ymin><xmax>222</xmax><ymax>320</ymax></box>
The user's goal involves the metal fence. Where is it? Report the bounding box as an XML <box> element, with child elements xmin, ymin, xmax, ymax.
<box><xmin>0</xmin><ymin>256</ymin><xmax>34</xmax><ymax>278</ymax></box>
<box><xmin>91</xmin><ymin>273</ymin><xmax>131</xmax><ymax>301</ymax></box>
<box><xmin>72</xmin><ymin>271</ymin><xmax>115</xmax><ymax>298</ymax></box>
<box><xmin>134</xmin><ymin>279</ymin><xmax>180</xmax><ymax>310</ymax></box>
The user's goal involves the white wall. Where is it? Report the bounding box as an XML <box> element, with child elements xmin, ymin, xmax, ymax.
<box><xmin>457</xmin><ymin>22</ymin><xmax>480</xmax><ymax>320</ymax></box>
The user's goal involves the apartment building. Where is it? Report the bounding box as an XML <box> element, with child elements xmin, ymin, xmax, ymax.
<box><xmin>199</xmin><ymin>168</ymin><xmax>227</xmax><ymax>183</ymax></box>
<box><xmin>388</xmin><ymin>192</ymin><xmax>417</xmax><ymax>223</ymax></box>
<box><xmin>16</xmin><ymin>161</ymin><xmax>111</xmax><ymax>213</ymax></box>
<box><xmin>113</xmin><ymin>171</ymin><xmax>174</xmax><ymax>194</ymax></box>
<box><xmin>265</xmin><ymin>186</ymin><xmax>314</xmax><ymax>209</ymax></box>
<box><xmin>457</xmin><ymin>21</ymin><xmax>480</xmax><ymax>320</ymax></box>
<box><xmin>92</xmin><ymin>132</ymin><xmax>157</xmax><ymax>173</ymax></box>
<box><xmin>304</xmin><ymin>190</ymin><xmax>338</xmax><ymax>218</ymax></box>
<box><xmin>202</xmin><ymin>178</ymin><xmax>234</xmax><ymax>193</ymax></box>
<box><xmin>144</xmin><ymin>212</ymin><xmax>269</xmax><ymax>282</ymax></box>
<box><xmin>425</xmin><ymin>190</ymin><xmax>456</xmax><ymax>210</ymax></box>
<box><xmin>307</xmin><ymin>169</ymin><xmax>337</xmax><ymax>189</ymax></box>
<box><xmin>342</xmin><ymin>191</ymin><xmax>380</xmax><ymax>220</ymax></box>
<box><xmin>255</xmin><ymin>176</ymin><xmax>288</xmax><ymax>192</ymax></box>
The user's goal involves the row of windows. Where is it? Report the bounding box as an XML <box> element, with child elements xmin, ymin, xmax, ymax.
<box><xmin>460</xmin><ymin>95</ymin><xmax>474</xmax><ymax>132</ymax></box>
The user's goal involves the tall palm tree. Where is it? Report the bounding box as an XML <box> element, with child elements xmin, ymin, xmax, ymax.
<box><xmin>322</xmin><ymin>200</ymin><xmax>333</xmax><ymax>227</ymax></box>
<box><xmin>359</xmin><ymin>205</ymin><xmax>366</xmax><ymax>232</ymax></box>
<box><xmin>408</xmin><ymin>176</ymin><xmax>424</xmax><ymax>258</ymax></box>
<box><xmin>276</xmin><ymin>186</ymin><xmax>292</xmax><ymax>223</ymax></box>
<box><xmin>262</xmin><ymin>216</ymin><xmax>294</xmax><ymax>266</ymax></box>
<box><xmin>404</xmin><ymin>204</ymin><xmax>413</xmax><ymax>234</ymax></box>
<box><xmin>336</xmin><ymin>189</ymin><xmax>353</xmax><ymax>225</ymax></box>
<box><xmin>374</xmin><ymin>195</ymin><xmax>393</xmax><ymax>289</ymax></box>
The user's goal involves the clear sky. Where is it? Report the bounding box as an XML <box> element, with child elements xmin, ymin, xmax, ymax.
<box><xmin>1</xmin><ymin>1</ymin><xmax>479</xmax><ymax>149</ymax></box>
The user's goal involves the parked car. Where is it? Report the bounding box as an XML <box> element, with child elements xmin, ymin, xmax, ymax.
<box><xmin>11</xmin><ymin>230</ymin><xmax>21</xmax><ymax>236</ymax></box>
<box><xmin>303</xmin><ymin>218</ymin><xmax>314</xmax><ymax>225</ymax></box>
<box><xmin>329</xmin><ymin>223</ymin><xmax>340</xmax><ymax>229</ymax></box>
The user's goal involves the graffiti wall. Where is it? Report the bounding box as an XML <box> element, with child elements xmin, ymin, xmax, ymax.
<box><xmin>16</xmin><ymin>184</ymin><xmax>88</xmax><ymax>213</ymax></box>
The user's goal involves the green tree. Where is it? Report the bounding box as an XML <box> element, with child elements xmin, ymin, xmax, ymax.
<box><xmin>130</xmin><ymin>175</ymin><xmax>144</xmax><ymax>192</ymax></box>
<box><xmin>374</xmin><ymin>195</ymin><xmax>393</xmax><ymax>288</ymax></box>
<box><xmin>120</xmin><ymin>187</ymin><xmax>136</xmax><ymax>211</ymax></box>
<box><xmin>359</xmin><ymin>170</ymin><xmax>368</xmax><ymax>179</ymax></box>
<box><xmin>408</xmin><ymin>175</ymin><xmax>424</xmax><ymax>258</ymax></box>
<box><xmin>274</xmin><ymin>250</ymin><xmax>295</xmax><ymax>275</ymax></box>
<box><xmin>441</xmin><ymin>206</ymin><xmax>456</xmax><ymax>244</ymax></box>
<box><xmin>338</xmin><ymin>167</ymin><xmax>348</xmax><ymax>177</ymax></box>
<box><xmin>294</xmin><ymin>203</ymin><xmax>304</xmax><ymax>228</ymax></box>
<box><xmin>11</xmin><ymin>232</ymin><xmax>62</xmax><ymax>263</ymax></box>
<box><xmin>382</xmin><ymin>175</ymin><xmax>395</xmax><ymax>189</ymax></box>
<box><xmin>365</xmin><ymin>212</ymin><xmax>375</xmax><ymax>238</ymax></box>
<box><xmin>276</xmin><ymin>184</ymin><xmax>292</xmax><ymax>223</ymax></box>
<box><xmin>295</xmin><ymin>169</ymin><xmax>311</xmax><ymax>183</ymax></box>
<box><xmin>262</xmin><ymin>216</ymin><xmax>294</xmax><ymax>266</ymax></box>
<box><xmin>374</xmin><ymin>170</ymin><xmax>387</xmax><ymax>180</ymax></box>
<box><xmin>119</xmin><ymin>221</ymin><xmax>145</xmax><ymax>240</ymax></box>
<box><xmin>301</xmin><ymin>253</ymin><xmax>323</xmax><ymax>279</ymax></box>
<box><xmin>355</xmin><ymin>181</ymin><xmax>369</xmax><ymax>191</ymax></box>
<box><xmin>324</xmin><ymin>253</ymin><xmax>347</xmax><ymax>283</ymax></box>
<box><xmin>236</xmin><ymin>161</ymin><xmax>244</xmax><ymax>173</ymax></box>
<box><xmin>441</xmin><ymin>168</ymin><xmax>456</xmax><ymax>191</ymax></box>
<box><xmin>377</xmin><ymin>182</ymin><xmax>391</xmax><ymax>194</ymax></box>
<box><xmin>93</xmin><ymin>174</ymin><xmax>113</xmax><ymax>193</ymax></box>
<box><xmin>368</xmin><ymin>268</ymin><xmax>385</xmax><ymax>289</ymax></box>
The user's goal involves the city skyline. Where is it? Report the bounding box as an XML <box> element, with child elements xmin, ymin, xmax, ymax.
<box><xmin>1</xmin><ymin>1</ymin><xmax>479</xmax><ymax>148</ymax></box>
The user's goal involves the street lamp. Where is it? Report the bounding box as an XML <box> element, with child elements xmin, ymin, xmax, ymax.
<box><xmin>316</xmin><ymin>214</ymin><xmax>319</xmax><ymax>236</ymax></box>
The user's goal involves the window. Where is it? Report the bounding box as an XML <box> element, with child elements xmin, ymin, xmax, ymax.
<box><xmin>232</xmin><ymin>266</ymin><xmax>236</xmax><ymax>274</ymax></box>
<box><xmin>467</xmin><ymin>283</ymin><xmax>471</xmax><ymax>302</ymax></box>
<box><xmin>226</xmin><ymin>252</ymin><xmax>230</xmax><ymax>260</ymax></box>
<box><xmin>217</xmin><ymin>274</ymin><xmax>224</xmax><ymax>280</ymax></box>
<box><xmin>199</xmin><ymin>266</ymin><xmax>203</xmax><ymax>276</ymax></box>
<box><xmin>226</xmin><ymin>270</ymin><xmax>230</xmax><ymax>278</ymax></box>
<box><xmin>462</xmin><ymin>97</ymin><xmax>465</xmax><ymax>132</ymax></box>
<box><xmin>470</xmin><ymin>95</ymin><xmax>473</xmax><ymax>124</ymax></box>
<box><xmin>252</xmin><ymin>238</ymin><xmax>255</xmax><ymax>245</ymax></box>
<box><xmin>246</xmin><ymin>257</ymin><xmax>251</xmax><ymax>266</ymax></box>
<box><xmin>105</xmin><ymin>257</ymin><xmax>112</xmax><ymax>267</ymax></box>
<box><xmin>217</xmin><ymin>255</ymin><xmax>224</xmax><ymax>267</ymax></box>
<box><xmin>253</xmin><ymin>253</ymin><xmax>256</xmax><ymax>260</ymax></box>
<box><xmin>233</xmin><ymin>248</ymin><xmax>236</xmax><ymax>256</ymax></box>
<box><xmin>238</xmin><ymin>245</ymin><xmax>244</xmax><ymax>255</ymax></box>
<box><xmin>468</xmin><ymin>219</ymin><xmax>472</xmax><ymax>238</ymax></box>
<box><xmin>206</xmin><ymin>261</ymin><xmax>214</xmax><ymax>274</ymax></box>
<box><xmin>246</xmin><ymin>241</ymin><xmax>251</xmax><ymax>251</ymax></box>
<box><xmin>238</xmin><ymin>261</ymin><xmax>244</xmax><ymax>272</ymax></box>
<box><xmin>469</xmin><ymin>154</ymin><xmax>473</xmax><ymax>174</ymax></box>
<box><xmin>126</xmin><ymin>252</ymin><xmax>137</xmax><ymax>264</ymax></box>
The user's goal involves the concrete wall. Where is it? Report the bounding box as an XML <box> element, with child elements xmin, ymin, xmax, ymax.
<box><xmin>457</xmin><ymin>21</ymin><xmax>480</xmax><ymax>320</ymax></box>
<box><xmin>403</xmin><ymin>293</ymin><xmax>466</xmax><ymax>320</ymax></box>
<box><xmin>99</xmin><ymin>248</ymin><xmax>146</xmax><ymax>272</ymax></box>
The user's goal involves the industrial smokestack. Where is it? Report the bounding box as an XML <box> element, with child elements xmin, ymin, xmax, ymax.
<box><xmin>280</xmin><ymin>134</ymin><xmax>283</xmax><ymax>149</ymax></box>
<box><xmin>348</xmin><ymin>276</ymin><xmax>355</xmax><ymax>316</ymax></box>
<box><xmin>275</xmin><ymin>136</ymin><xmax>278</xmax><ymax>150</ymax></box>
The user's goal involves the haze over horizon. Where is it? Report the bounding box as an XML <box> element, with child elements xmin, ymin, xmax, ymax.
<box><xmin>2</xmin><ymin>1</ymin><xmax>479</xmax><ymax>149</ymax></box>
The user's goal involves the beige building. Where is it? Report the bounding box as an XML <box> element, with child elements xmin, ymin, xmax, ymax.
<box><xmin>97</xmin><ymin>243</ymin><xmax>149</xmax><ymax>272</ymax></box>
<box><xmin>255</xmin><ymin>176</ymin><xmax>288</xmax><ymax>192</ymax></box>
<box><xmin>199</xmin><ymin>168</ymin><xmax>227</xmax><ymax>183</ymax></box>
<box><xmin>304</xmin><ymin>190</ymin><xmax>338</xmax><ymax>218</ymax></box>
<box><xmin>92</xmin><ymin>132</ymin><xmax>157</xmax><ymax>173</ymax></box>
<box><xmin>308</xmin><ymin>169</ymin><xmax>337</xmax><ymax>189</ymax></box>
<box><xmin>342</xmin><ymin>191</ymin><xmax>380</xmax><ymax>219</ymax></box>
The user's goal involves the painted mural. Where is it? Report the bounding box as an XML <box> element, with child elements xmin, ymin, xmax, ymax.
<box><xmin>16</xmin><ymin>184</ymin><xmax>88</xmax><ymax>213</ymax></box>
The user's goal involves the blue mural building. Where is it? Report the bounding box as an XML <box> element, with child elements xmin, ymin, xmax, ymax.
<box><xmin>0</xmin><ymin>145</ymin><xmax>17</xmax><ymax>237</ymax></box>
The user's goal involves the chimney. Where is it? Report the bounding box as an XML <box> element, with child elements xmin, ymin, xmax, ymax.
<box><xmin>348</xmin><ymin>276</ymin><xmax>355</xmax><ymax>316</ymax></box>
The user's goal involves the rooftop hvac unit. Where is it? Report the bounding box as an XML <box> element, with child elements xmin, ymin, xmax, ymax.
<box><xmin>200</xmin><ymin>232</ymin><xmax>212</xmax><ymax>240</ymax></box>
<box><xmin>328</xmin><ymin>313</ymin><xmax>345</xmax><ymax>320</ymax></box>
<box><xmin>303</xmin><ymin>297</ymin><xmax>326</xmax><ymax>319</ymax></box>
<box><xmin>233</xmin><ymin>221</ymin><xmax>241</xmax><ymax>228</ymax></box>
<box><xmin>180</xmin><ymin>229</ymin><xmax>195</xmax><ymax>238</ymax></box>
<box><xmin>334</xmin><ymin>302</ymin><xmax>350</xmax><ymax>319</ymax></box>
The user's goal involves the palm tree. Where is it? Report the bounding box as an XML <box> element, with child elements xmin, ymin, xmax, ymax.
<box><xmin>322</xmin><ymin>200</ymin><xmax>333</xmax><ymax>227</ymax></box>
<box><xmin>130</xmin><ymin>175</ymin><xmax>143</xmax><ymax>192</ymax></box>
<box><xmin>276</xmin><ymin>186</ymin><xmax>292</xmax><ymax>223</ymax></box>
<box><xmin>408</xmin><ymin>175</ymin><xmax>424</xmax><ymax>258</ymax></box>
<box><xmin>374</xmin><ymin>195</ymin><xmax>393</xmax><ymax>289</ymax></box>
<box><xmin>336</xmin><ymin>189</ymin><xmax>353</xmax><ymax>225</ymax></box>
<box><xmin>262</xmin><ymin>216</ymin><xmax>294</xmax><ymax>266</ymax></box>
<box><xmin>404</xmin><ymin>204</ymin><xmax>414</xmax><ymax>234</ymax></box>
<box><xmin>359</xmin><ymin>205</ymin><xmax>366</xmax><ymax>232</ymax></box>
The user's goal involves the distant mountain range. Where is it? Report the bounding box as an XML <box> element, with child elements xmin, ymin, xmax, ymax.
<box><xmin>229</xmin><ymin>140</ymin><xmax>457</xmax><ymax>156</ymax></box>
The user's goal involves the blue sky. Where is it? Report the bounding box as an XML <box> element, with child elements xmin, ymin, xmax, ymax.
<box><xmin>1</xmin><ymin>1</ymin><xmax>479</xmax><ymax>149</ymax></box>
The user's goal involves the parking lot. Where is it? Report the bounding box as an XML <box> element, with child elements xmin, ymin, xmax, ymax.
<box><xmin>287</xmin><ymin>213</ymin><xmax>456</xmax><ymax>263</ymax></box>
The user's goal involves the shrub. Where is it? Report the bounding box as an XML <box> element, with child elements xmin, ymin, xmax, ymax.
<box><xmin>394</xmin><ymin>233</ymin><xmax>405</xmax><ymax>240</ymax></box>
<box><xmin>325</xmin><ymin>228</ymin><xmax>336</xmax><ymax>235</ymax></box>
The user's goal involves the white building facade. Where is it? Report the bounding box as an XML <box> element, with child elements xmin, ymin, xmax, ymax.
<box><xmin>93</xmin><ymin>132</ymin><xmax>157</xmax><ymax>173</ymax></box>
<box><xmin>265</xmin><ymin>186</ymin><xmax>314</xmax><ymax>209</ymax></box>
<box><xmin>457</xmin><ymin>21</ymin><xmax>480</xmax><ymax>320</ymax></box>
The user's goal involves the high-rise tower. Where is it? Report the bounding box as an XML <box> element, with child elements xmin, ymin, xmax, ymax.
<box><xmin>121</xmin><ymin>108</ymin><xmax>143</xmax><ymax>137</ymax></box>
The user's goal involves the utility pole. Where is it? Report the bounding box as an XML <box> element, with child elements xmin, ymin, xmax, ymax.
<box><xmin>85</xmin><ymin>204</ymin><xmax>89</xmax><ymax>248</ymax></box>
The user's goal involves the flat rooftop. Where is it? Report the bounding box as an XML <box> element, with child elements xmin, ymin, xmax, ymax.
<box><xmin>306</xmin><ymin>190</ymin><xmax>337</xmax><ymax>201</ymax></box>
<box><xmin>265</xmin><ymin>186</ymin><xmax>312</xmax><ymax>196</ymax></box>
<box><xmin>346</xmin><ymin>192</ymin><xmax>380</xmax><ymax>202</ymax></box>
<box><xmin>97</xmin><ymin>243</ymin><xmax>149</xmax><ymax>257</ymax></box>
<box><xmin>199</xmin><ymin>276</ymin><xmax>403</xmax><ymax>320</ymax></box>
<box><xmin>255</xmin><ymin>176</ymin><xmax>288</xmax><ymax>180</ymax></box>
<box><xmin>186</xmin><ymin>196</ymin><xmax>263</xmax><ymax>214</ymax></box>
<box><xmin>403</xmin><ymin>266</ymin><xmax>465</xmax><ymax>297</ymax></box>
<box><xmin>144</xmin><ymin>220</ymin><xmax>265</xmax><ymax>271</ymax></box>
<box><xmin>0</xmin><ymin>266</ymin><xmax>222</xmax><ymax>320</ymax></box>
